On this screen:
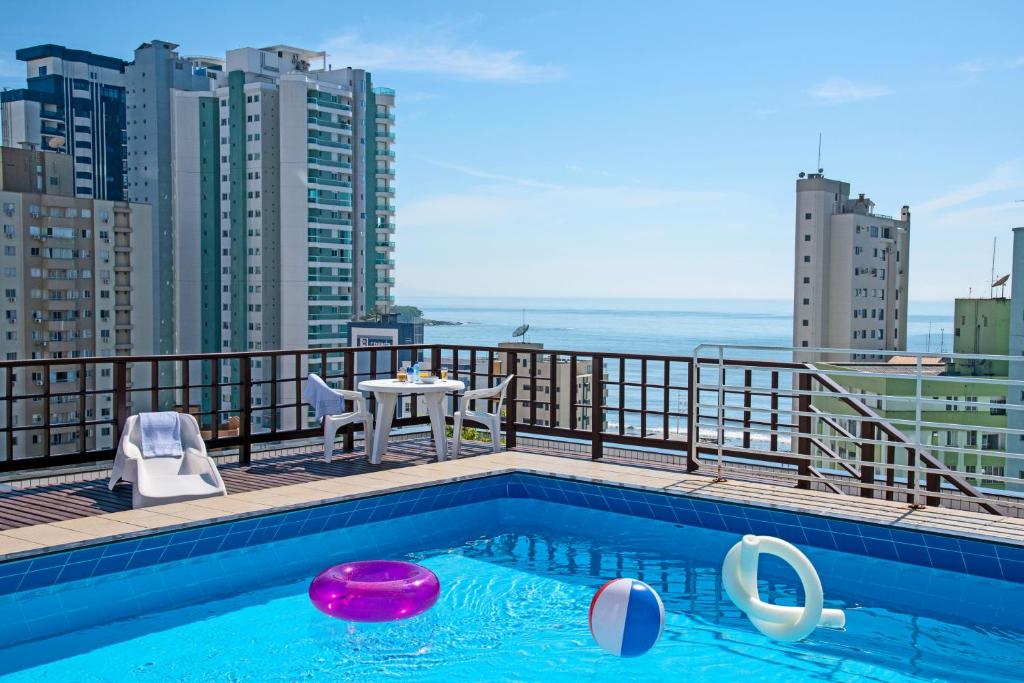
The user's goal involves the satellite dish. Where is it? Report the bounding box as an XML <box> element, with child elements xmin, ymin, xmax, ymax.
<box><xmin>993</xmin><ymin>274</ymin><xmax>1010</xmax><ymax>287</ymax></box>
<box><xmin>512</xmin><ymin>324</ymin><xmax>529</xmax><ymax>338</ymax></box>
<box><xmin>46</xmin><ymin>136</ymin><xmax>65</xmax><ymax>149</ymax></box>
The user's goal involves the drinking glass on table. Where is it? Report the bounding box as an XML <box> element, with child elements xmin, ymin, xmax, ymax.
<box><xmin>440</xmin><ymin>367</ymin><xmax>449</xmax><ymax>380</ymax></box>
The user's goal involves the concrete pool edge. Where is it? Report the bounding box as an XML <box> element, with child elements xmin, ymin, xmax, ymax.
<box><xmin>2</xmin><ymin>451</ymin><xmax>1024</xmax><ymax>565</ymax></box>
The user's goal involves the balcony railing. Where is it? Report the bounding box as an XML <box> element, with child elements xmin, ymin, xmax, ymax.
<box><xmin>1</xmin><ymin>344</ymin><xmax>1020</xmax><ymax>517</ymax></box>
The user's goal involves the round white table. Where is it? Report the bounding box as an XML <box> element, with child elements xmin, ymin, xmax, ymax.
<box><xmin>358</xmin><ymin>379</ymin><xmax>466</xmax><ymax>464</ymax></box>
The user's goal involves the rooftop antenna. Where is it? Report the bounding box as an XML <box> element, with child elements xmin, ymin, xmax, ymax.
<box><xmin>926</xmin><ymin>322</ymin><xmax>932</xmax><ymax>352</ymax></box>
<box><xmin>511</xmin><ymin>309</ymin><xmax>529</xmax><ymax>343</ymax></box>
<box><xmin>993</xmin><ymin>273</ymin><xmax>1010</xmax><ymax>298</ymax></box>
<box><xmin>816</xmin><ymin>132</ymin><xmax>822</xmax><ymax>172</ymax></box>
<box><xmin>990</xmin><ymin>236</ymin><xmax>997</xmax><ymax>298</ymax></box>
<box><xmin>938</xmin><ymin>328</ymin><xmax>945</xmax><ymax>354</ymax></box>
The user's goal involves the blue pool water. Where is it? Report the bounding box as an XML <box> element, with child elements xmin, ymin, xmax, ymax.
<box><xmin>2</xmin><ymin>494</ymin><xmax>1023</xmax><ymax>682</ymax></box>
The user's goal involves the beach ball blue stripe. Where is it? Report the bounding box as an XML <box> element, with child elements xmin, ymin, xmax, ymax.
<box><xmin>619</xmin><ymin>581</ymin><xmax>664</xmax><ymax>657</ymax></box>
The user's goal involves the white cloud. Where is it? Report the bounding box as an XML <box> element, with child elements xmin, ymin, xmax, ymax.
<box><xmin>395</xmin><ymin>161</ymin><xmax>753</xmax><ymax>297</ymax></box>
<box><xmin>321</xmin><ymin>34</ymin><xmax>563</xmax><ymax>83</ymax></box>
<box><xmin>955</xmin><ymin>56</ymin><xmax>1024</xmax><ymax>74</ymax></box>
<box><xmin>807</xmin><ymin>77</ymin><xmax>892</xmax><ymax>105</ymax></box>
<box><xmin>915</xmin><ymin>160</ymin><xmax>1024</xmax><ymax>212</ymax></box>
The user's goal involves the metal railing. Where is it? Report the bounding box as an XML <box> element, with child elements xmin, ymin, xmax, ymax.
<box><xmin>2</xmin><ymin>343</ymin><xmax>1021</xmax><ymax>516</ymax></box>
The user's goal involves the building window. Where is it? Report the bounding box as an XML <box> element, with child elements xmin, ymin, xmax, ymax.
<box><xmin>803</xmin><ymin>234</ymin><xmax>811</xmax><ymax>241</ymax></box>
<box><xmin>802</xmin><ymin>277</ymin><xmax>810</xmax><ymax>284</ymax></box>
<box><xmin>804</xmin><ymin>213</ymin><xmax>812</xmax><ymax>220</ymax></box>
<box><xmin>801</xmin><ymin>320</ymin><xmax>808</xmax><ymax>327</ymax></box>
<box><xmin>803</xmin><ymin>256</ymin><xmax>810</xmax><ymax>262</ymax></box>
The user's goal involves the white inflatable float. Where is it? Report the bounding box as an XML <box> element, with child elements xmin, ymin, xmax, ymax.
<box><xmin>722</xmin><ymin>534</ymin><xmax>845</xmax><ymax>642</ymax></box>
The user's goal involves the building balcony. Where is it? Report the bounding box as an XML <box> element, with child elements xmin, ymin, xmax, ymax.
<box><xmin>307</xmin><ymin>157</ymin><xmax>352</xmax><ymax>170</ymax></box>
<box><xmin>307</xmin><ymin>215</ymin><xmax>352</xmax><ymax>226</ymax></box>
<box><xmin>375</xmin><ymin>149</ymin><xmax>396</xmax><ymax>159</ymax></box>
<box><xmin>306</xmin><ymin>97</ymin><xmax>352</xmax><ymax>113</ymax></box>
<box><xmin>375</xmin><ymin>131</ymin><xmax>396</xmax><ymax>142</ymax></box>
<box><xmin>375</xmin><ymin>167</ymin><xmax>395</xmax><ymax>177</ymax></box>
<box><xmin>375</xmin><ymin>112</ymin><xmax>396</xmax><ymax>123</ymax></box>
<box><xmin>375</xmin><ymin>222</ymin><xmax>396</xmax><ymax>233</ymax></box>
<box><xmin>307</xmin><ymin>196</ymin><xmax>353</xmax><ymax>208</ymax></box>
<box><xmin>307</xmin><ymin>176</ymin><xmax>352</xmax><ymax>189</ymax></box>
<box><xmin>307</xmin><ymin>137</ymin><xmax>352</xmax><ymax>151</ymax></box>
<box><xmin>306</xmin><ymin>115</ymin><xmax>352</xmax><ymax>132</ymax></box>
<box><xmin>376</xmin><ymin>204</ymin><xmax>397</xmax><ymax>213</ymax></box>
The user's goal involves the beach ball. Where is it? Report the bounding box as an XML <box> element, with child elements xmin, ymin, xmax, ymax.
<box><xmin>588</xmin><ymin>578</ymin><xmax>665</xmax><ymax>657</ymax></box>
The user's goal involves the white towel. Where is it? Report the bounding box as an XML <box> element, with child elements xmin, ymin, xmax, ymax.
<box><xmin>139</xmin><ymin>412</ymin><xmax>184</xmax><ymax>458</ymax></box>
<box><xmin>304</xmin><ymin>373</ymin><xmax>346</xmax><ymax>422</ymax></box>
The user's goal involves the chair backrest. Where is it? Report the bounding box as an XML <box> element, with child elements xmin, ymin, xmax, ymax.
<box><xmin>484</xmin><ymin>374</ymin><xmax>516</xmax><ymax>414</ymax></box>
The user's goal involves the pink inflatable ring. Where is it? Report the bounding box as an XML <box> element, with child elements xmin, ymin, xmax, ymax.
<box><xmin>308</xmin><ymin>560</ymin><xmax>440</xmax><ymax>622</ymax></box>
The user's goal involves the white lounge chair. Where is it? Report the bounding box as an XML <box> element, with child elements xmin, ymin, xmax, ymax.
<box><xmin>109</xmin><ymin>413</ymin><xmax>227</xmax><ymax>509</ymax></box>
<box><xmin>452</xmin><ymin>374</ymin><xmax>515</xmax><ymax>458</ymax></box>
<box><xmin>304</xmin><ymin>373</ymin><xmax>374</xmax><ymax>462</ymax></box>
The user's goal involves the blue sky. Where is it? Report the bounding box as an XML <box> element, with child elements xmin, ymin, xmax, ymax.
<box><xmin>2</xmin><ymin>1</ymin><xmax>1022</xmax><ymax>302</ymax></box>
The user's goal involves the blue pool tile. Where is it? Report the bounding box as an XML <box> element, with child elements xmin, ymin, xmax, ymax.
<box><xmin>858</xmin><ymin>524</ymin><xmax>893</xmax><ymax>542</ymax></box>
<box><xmin>928</xmin><ymin>548</ymin><xmax>967</xmax><ymax>573</ymax></box>
<box><xmin>832</xmin><ymin>533</ymin><xmax>867</xmax><ymax>555</ymax></box>
<box><xmin>894</xmin><ymin>543</ymin><xmax>932</xmax><ymax>567</ymax></box>
<box><xmin>28</xmin><ymin>553</ymin><xmax>68</xmax><ymax>572</ymax></box>
<box><xmin>93</xmin><ymin>553</ymin><xmax>131</xmax><ymax>575</ymax></box>
<box><xmin>958</xmin><ymin>539</ymin><xmax>998</xmax><ymax>558</ymax></box>
<box><xmin>922</xmin><ymin>533</ymin><xmax>962</xmax><ymax>552</ymax></box>
<box><xmin>189</xmin><ymin>537</ymin><xmax>224</xmax><ymax>558</ymax></box>
<box><xmin>18</xmin><ymin>566</ymin><xmax>62</xmax><ymax>591</ymax></box>
<box><xmin>827</xmin><ymin>520</ymin><xmax>863</xmax><ymax>537</ymax></box>
<box><xmin>126</xmin><ymin>548</ymin><xmax>164</xmax><ymax>570</ymax></box>
<box><xmin>994</xmin><ymin>544</ymin><xmax>1024</xmax><ymax>564</ymax></box>
<box><xmin>1001</xmin><ymin>560</ymin><xmax>1024</xmax><ymax>583</ymax></box>
<box><xmin>218</xmin><ymin>532</ymin><xmax>253</xmax><ymax>552</ymax></box>
<box><xmin>802</xmin><ymin>529</ymin><xmax>837</xmax><ymax>551</ymax></box>
<box><xmin>889</xmin><ymin>529</ymin><xmax>926</xmax><ymax>546</ymax></box>
<box><xmin>247</xmin><ymin>527</ymin><xmax>279</xmax><ymax>545</ymax></box>
<box><xmin>864</xmin><ymin>540</ymin><xmax>899</xmax><ymax>561</ymax></box>
<box><xmin>962</xmin><ymin>552</ymin><xmax>1003</xmax><ymax>580</ymax></box>
<box><xmin>0</xmin><ymin>573</ymin><xmax>22</xmax><ymax>593</ymax></box>
<box><xmin>0</xmin><ymin>559</ymin><xmax>29</xmax><ymax>579</ymax></box>
<box><xmin>57</xmin><ymin>560</ymin><xmax>98</xmax><ymax>582</ymax></box>
<box><xmin>160</xmin><ymin>542</ymin><xmax>196</xmax><ymax>563</ymax></box>
<box><xmin>273</xmin><ymin>522</ymin><xmax>304</xmax><ymax>541</ymax></box>
<box><xmin>798</xmin><ymin>514</ymin><xmax>831</xmax><ymax>531</ymax></box>
<box><xmin>136</xmin><ymin>533</ymin><xmax>172</xmax><ymax>552</ymax></box>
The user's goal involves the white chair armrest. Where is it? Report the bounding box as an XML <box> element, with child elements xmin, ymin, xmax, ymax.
<box><xmin>180</xmin><ymin>448</ymin><xmax>214</xmax><ymax>476</ymax></box>
<box><xmin>330</xmin><ymin>388</ymin><xmax>367</xmax><ymax>414</ymax></box>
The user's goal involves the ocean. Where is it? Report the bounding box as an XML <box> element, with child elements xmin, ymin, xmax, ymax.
<box><xmin>407</xmin><ymin>296</ymin><xmax>955</xmax><ymax>357</ymax></box>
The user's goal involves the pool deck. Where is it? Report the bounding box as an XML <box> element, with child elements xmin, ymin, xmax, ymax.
<box><xmin>3</xmin><ymin>448</ymin><xmax>1024</xmax><ymax>562</ymax></box>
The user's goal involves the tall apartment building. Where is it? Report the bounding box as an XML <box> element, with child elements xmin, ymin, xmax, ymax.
<box><xmin>0</xmin><ymin>146</ymin><xmax>153</xmax><ymax>459</ymax></box>
<box><xmin>125</xmin><ymin>40</ymin><xmax>221</xmax><ymax>356</ymax></box>
<box><xmin>1</xmin><ymin>45</ymin><xmax>128</xmax><ymax>200</ymax></box>
<box><xmin>170</xmin><ymin>45</ymin><xmax>395</xmax><ymax>426</ymax></box>
<box><xmin>793</xmin><ymin>173</ymin><xmax>910</xmax><ymax>357</ymax></box>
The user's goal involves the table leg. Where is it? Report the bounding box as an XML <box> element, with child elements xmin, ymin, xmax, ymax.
<box><xmin>424</xmin><ymin>392</ymin><xmax>448</xmax><ymax>461</ymax></box>
<box><xmin>371</xmin><ymin>392</ymin><xmax>398</xmax><ymax>465</ymax></box>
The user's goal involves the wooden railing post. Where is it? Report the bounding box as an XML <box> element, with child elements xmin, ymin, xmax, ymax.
<box><xmin>591</xmin><ymin>354</ymin><xmax>603</xmax><ymax>460</ymax></box>
<box><xmin>686</xmin><ymin>357</ymin><xmax>698</xmax><ymax>471</ymax></box>
<box><xmin>795</xmin><ymin>370</ymin><xmax>812</xmax><ymax>489</ymax></box>
<box><xmin>343</xmin><ymin>349</ymin><xmax>355</xmax><ymax>453</ymax></box>
<box><xmin>239</xmin><ymin>356</ymin><xmax>251</xmax><ymax>466</ymax></box>
<box><xmin>505</xmin><ymin>351</ymin><xmax>517</xmax><ymax>449</ymax></box>
<box><xmin>114</xmin><ymin>360</ymin><xmax>128</xmax><ymax>443</ymax></box>
<box><xmin>859</xmin><ymin>421</ymin><xmax>875</xmax><ymax>498</ymax></box>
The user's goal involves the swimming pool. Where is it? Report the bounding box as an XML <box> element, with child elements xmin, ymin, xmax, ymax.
<box><xmin>1</xmin><ymin>474</ymin><xmax>1023</xmax><ymax>681</ymax></box>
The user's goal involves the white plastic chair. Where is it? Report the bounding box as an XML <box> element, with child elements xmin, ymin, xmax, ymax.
<box><xmin>110</xmin><ymin>413</ymin><xmax>227</xmax><ymax>509</ymax></box>
<box><xmin>305</xmin><ymin>373</ymin><xmax>374</xmax><ymax>463</ymax></box>
<box><xmin>452</xmin><ymin>374</ymin><xmax>515</xmax><ymax>458</ymax></box>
